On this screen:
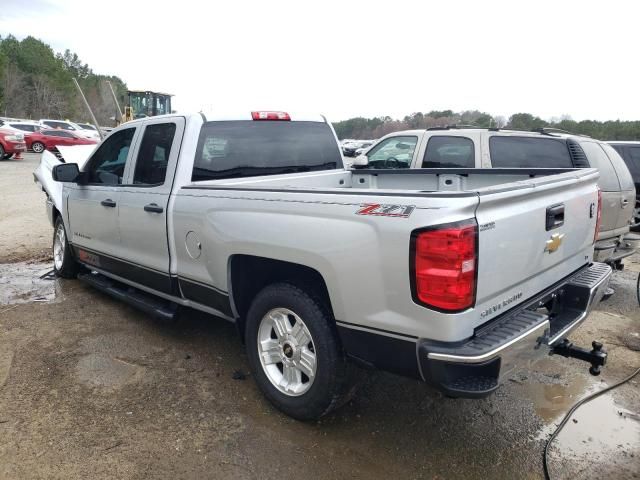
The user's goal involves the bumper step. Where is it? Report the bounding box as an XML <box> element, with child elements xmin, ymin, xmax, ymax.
<box><xmin>418</xmin><ymin>263</ymin><xmax>612</xmax><ymax>398</ymax></box>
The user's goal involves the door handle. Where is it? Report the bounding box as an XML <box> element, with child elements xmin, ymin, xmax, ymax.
<box><xmin>144</xmin><ymin>203</ymin><xmax>164</xmax><ymax>214</ymax></box>
<box><xmin>101</xmin><ymin>199</ymin><xmax>116</xmax><ymax>208</ymax></box>
<box><xmin>622</xmin><ymin>199</ymin><xmax>630</xmax><ymax>208</ymax></box>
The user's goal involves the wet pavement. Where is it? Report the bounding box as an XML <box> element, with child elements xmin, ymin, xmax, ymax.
<box><xmin>0</xmin><ymin>153</ymin><xmax>638</xmax><ymax>479</ymax></box>
<box><xmin>0</xmin><ymin>262</ymin><xmax>638</xmax><ymax>479</ymax></box>
<box><xmin>0</xmin><ymin>262</ymin><xmax>57</xmax><ymax>305</ymax></box>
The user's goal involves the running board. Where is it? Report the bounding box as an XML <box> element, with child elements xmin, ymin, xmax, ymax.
<box><xmin>78</xmin><ymin>272</ymin><xmax>177</xmax><ymax>322</ymax></box>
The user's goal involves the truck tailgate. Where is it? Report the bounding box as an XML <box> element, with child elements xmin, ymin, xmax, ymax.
<box><xmin>473</xmin><ymin>170</ymin><xmax>599</xmax><ymax>326</ymax></box>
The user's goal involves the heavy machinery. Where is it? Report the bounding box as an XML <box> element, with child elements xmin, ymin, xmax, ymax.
<box><xmin>106</xmin><ymin>82</ymin><xmax>173</xmax><ymax>124</ymax></box>
<box><xmin>123</xmin><ymin>90</ymin><xmax>173</xmax><ymax>122</ymax></box>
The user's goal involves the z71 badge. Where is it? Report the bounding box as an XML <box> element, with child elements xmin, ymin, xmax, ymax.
<box><xmin>356</xmin><ymin>203</ymin><xmax>415</xmax><ymax>218</ymax></box>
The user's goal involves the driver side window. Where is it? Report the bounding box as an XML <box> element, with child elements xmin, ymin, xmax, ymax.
<box><xmin>85</xmin><ymin>128</ymin><xmax>135</xmax><ymax>185</ymax></box>
<box><xmin>366</xmin><ymin>136</ymin><xmax>417</xmax><ymax>169</ymax></box>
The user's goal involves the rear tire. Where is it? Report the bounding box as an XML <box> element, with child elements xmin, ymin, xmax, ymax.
<box><xmin>631</xmin><ymin>200</ymin><xmax>640</xmax><ymax>233</ymax></box>
<box><xmin>31</xmin><ymin>142</ymin><xmax>45</xmax><ymax>153</ymax></box>
<box><xmin>245</xmin><ymin>282</ymin><xmax>354</xmax><ymax>420</ymax></box>
<box><xmin>53</xmin><ymin>216</ymin><xmax>79</xmax><ymax>279</ymax></box>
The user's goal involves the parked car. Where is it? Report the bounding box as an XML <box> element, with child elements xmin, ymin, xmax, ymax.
<box><xmin>27</xmin><ymin>129</ymin><xmax>98</xmax><ymax>153</ymax></box>
<box><xmin>7</xmin><ymin>122</ymin><xmax>42</xmax><ymax>133</ymax></box>
<box><xmin>35</xmin><ymin>111</ymin><xmax>611</xmax><ymax>420</ymax></box>
<box><xmin>0</xmin><ymin>127</ymin><xmax>27</xmax><ymax>159</ymax></box>
<box><xmin>608</xmin><ymin>141</ymin><xmax>640</xmax><ymax>231</ymax></box>
<box><xmin>342</xmin><ymin>140</ymin><xmax>374</xmax><ymax>157</ymax></box>
<box><xmin>354</xmin><ymin>127</ymin><xmax>637</xmax><ymax>265</ymax></box>
<box><xmin>39</xmin><ymin>119</ymin><xmax>97</xmax><ymax>139</ymax></box>
<box><xmin>74</xmin><ymin>123</ymin><xmax>102</xmax><ymax>140</ymax></box>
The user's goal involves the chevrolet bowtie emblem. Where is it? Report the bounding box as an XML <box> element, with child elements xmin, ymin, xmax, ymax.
<box><xmin>545</xmin><ymin>233</ymin><xmax>565</xmax><ymax>253</ymax></box>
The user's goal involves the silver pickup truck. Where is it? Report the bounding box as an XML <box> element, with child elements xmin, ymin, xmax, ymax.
<box><xmin>35</xmin><ymin>111</ymin><xmax>612</xmax><ymax>420</ymax></box>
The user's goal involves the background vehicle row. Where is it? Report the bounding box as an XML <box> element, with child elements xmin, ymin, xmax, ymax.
<box><xmin>352</xmin><ymin>127</ymin><xmax>637</xmax><ymax>265</ymax></box>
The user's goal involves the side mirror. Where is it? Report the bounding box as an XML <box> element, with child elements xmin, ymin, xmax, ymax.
<box><xmin>52</xmin><ymin>163</ymin><xmax>80</xmax><ymax>182</ymax></box>
<box><xmin>352</xmin><ymin>154</ymin><xmax>369</xmax><ymax>168</ymax></box>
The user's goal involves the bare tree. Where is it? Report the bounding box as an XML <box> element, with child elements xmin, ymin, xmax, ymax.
<box><xmin>32</xmin><ymin>75</ymin><xmax>66</xmax><ymax>118</ymax></box>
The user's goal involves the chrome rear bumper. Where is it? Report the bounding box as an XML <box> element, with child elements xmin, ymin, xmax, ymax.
<box><xmin>418</xmin><ymin>262</ymin><xmax>612</xmax><ymax>398</ymax></box>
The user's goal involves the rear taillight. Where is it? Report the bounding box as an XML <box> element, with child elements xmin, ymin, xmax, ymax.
<box><xmin>593</xmin><ymin>188</ymin><xmax>602</xmax><ymax>244</ymax></box>
<box><xmin>251</xmin><ymin>111</ymin><xmax>291</xmax><ymax>121</ymax></box>
<box><xmin>411</xmin><ymin>220</ymin><xmax>477</xmax><ymax>312</ymax></box>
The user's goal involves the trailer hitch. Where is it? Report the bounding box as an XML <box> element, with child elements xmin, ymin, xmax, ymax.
<box><xmin>551</xmin><ymin>340</ymin><xmax>607</xmax><ymax>376</ymax></box>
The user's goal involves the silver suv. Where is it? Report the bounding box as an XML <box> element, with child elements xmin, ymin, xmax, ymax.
<box><xmin>354</xmin><ymin>127</ymin><xmax>637</xmax><ymax>264</ymax></box>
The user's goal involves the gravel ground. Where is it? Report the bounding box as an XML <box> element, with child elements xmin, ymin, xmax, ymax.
<box><xmin>0</xmin><ymin>153</ymin><xmax>638</xmax><ymax>479</ymax></box>
<box><xmin>0</xmin><ymin>153</ymin><xmax>52</xmax><ymax>263</ymax></box>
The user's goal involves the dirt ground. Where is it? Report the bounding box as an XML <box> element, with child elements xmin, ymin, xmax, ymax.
<box><xmin>0</xmin><ymin>153</ymin><xmax>638</xmax><ymax>479</ymax></box>
<box><xmin>0</xmin><ymin>153</ymin><xmax>52</xmax><ymax>263</ymax></box>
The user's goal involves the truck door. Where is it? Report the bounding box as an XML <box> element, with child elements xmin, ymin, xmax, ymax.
<box><xmin>116</xmin><ymin>118</ymin><xmax>185</xmax><ymax>294</ymax></box>
<box><xmin>67</xmin><ymin>126</ymin><xmax>138</xmax><ymax>261</ymax></box>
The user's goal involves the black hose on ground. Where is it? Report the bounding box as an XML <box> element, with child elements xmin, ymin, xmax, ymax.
<box><xmin>543</xmin><ymin>366</ymin><xmax>640</xmax><ymax>480</ymax></box>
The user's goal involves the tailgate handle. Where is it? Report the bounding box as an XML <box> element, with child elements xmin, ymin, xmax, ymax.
<box><xmin>546</xmin><ymin>204</ymin><xmax>564</xmax><ymax>231</ymax></box>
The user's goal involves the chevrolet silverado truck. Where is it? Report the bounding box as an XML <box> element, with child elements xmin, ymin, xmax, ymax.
<box><xmin>35</xmin><ymin>111</ymin><xmax>612</xmax><ymax>420</ymax></box>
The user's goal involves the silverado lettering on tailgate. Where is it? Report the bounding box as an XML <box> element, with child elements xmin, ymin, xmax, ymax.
<box><xmin>480</xmin><ymin>292</ymin><xmax>523</xmax><ymax>319</ymax></box>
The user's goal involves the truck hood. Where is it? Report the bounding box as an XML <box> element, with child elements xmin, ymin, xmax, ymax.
<box><xmin>33</xmin><ymin>145</ymin><xmax>96</xmax><ymax>211</ymax></box>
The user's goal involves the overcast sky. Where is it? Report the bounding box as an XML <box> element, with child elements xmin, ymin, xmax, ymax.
<box><xmin>1</xmin><ymin>0</ymin><xmax>638</xmax><ymax>122</ymax></box>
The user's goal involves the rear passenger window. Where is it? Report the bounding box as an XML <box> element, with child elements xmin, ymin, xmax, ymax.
<box><xmin>422</xmin><ymin>136</ymin><xmax>474</xmax><ymax>168</ymax></box>
<box><xmin>579</xmin><ymin>142</ymin><xmax>620</xmax><ymax>192</ymax></box>
<box><xmin>133</xmin><ymin>123</ymin><xmax>176</xmax><ymax>185</ymax></box>
<box><xmin>489</xmin><ymin>137</ymin><xmax>573</xmax><ymax>168</ymax></box>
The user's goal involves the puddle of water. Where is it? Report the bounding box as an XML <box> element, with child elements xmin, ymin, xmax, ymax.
<box><xmin>524</xmin><ymin>377</ymin><xmax>640</xmax><ymax>461</ymax></box>
<box><xmin>526</xmin><ymin>375</ymin><xmax>591</xmax><ymax>423</ymax></box>
<box><xmin>553</xmin><ymin>394</ymin><xmax>640</xmax><ymax>457</ymax></box>
<box><xmin>0</xmin><ymin>262</ymin><xmax>57</xmax><ymax>305</ymax></box>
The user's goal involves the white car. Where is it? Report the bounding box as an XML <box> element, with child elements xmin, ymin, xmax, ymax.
<box><xmin>39</xmin><ymin>119</ymin><xmax>98</xmax><ymax>140</ymax></box>
<box><xmin>74</xmin><ymin>123</ymin><xmax>101</xmax><ymax>140</ymax></box>
<box><xmin>6</xmin><ymin>122</ymin><xmax>42</xmax><ymax>134</ymax></box>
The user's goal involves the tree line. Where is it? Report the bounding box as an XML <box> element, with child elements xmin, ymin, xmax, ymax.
<box><xmin>333</xmin><ymin>110</ymin><xmax>640</xmax><ymax>141</ymax></box>
<box><xmin>0</xmin><ymin>35</ymin><xmax>127</xmax><ymax>126</ymax></box>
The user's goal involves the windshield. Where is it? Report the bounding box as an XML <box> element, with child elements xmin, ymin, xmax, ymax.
<box><xmin>192</xmin><ymin>121</ymin><xmax>343</xmax><ymax>182</ymax></box>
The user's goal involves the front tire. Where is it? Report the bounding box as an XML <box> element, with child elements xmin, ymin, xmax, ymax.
<box><xmin>245</xmin><ymin>283</ymin><xmax>353</xmax><ymax>420</ymax></box>
<box><xmin>31</xmin><ymin>142</ymin><xmax>45</xmax><ymax>153</ymax></box>
<box><xmin>53</xmin><ymin>216</ymin><xmax>79</xmax><ymax>278</ymax></box>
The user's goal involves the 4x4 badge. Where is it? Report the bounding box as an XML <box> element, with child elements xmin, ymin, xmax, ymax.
<box><xmin>545</xmin><ymin>233</ymin><xmax>565</xmax><ymax>253</ymax></box>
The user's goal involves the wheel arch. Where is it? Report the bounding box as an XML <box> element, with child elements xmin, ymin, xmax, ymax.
<box><xmin>228</xmin><ymin>255</ymin><xmax>335</xmax><ymax>339</ymax></box>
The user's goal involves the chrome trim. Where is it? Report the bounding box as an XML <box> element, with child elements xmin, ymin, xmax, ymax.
<box><xmin>547</xmin><ymin>266</ymin><xmax>611</xmax><ymax>345</ymax></box>
<box><xmin>427</xmin><ymin>320</ymin><xmax>549</xmax><ymax>364</ymax></box>
<box><xmin>427</xmin><ymin>264</ymin><xmax>612</xmax><ymax>364</ymax></box>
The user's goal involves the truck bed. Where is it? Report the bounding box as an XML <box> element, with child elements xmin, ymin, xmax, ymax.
<box><xmin>174</xmin><ymin>167</ymin><xmax>600</xmax><ymax>343</ymax></box>
<box><xmin>182</xmin><ymin>167</ymin><xmax>592</xmax><ymax>196</ymax></box>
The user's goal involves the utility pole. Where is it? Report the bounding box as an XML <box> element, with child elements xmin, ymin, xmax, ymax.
<box><xmin>72</xmin><ymin>77</ymin><xmax>104</xmax><ymax>140</ymax></box>
<box><xmin>106</xmin><ymin>80</ymin><xmax>123</xmax><ymax>120</ymax></box>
